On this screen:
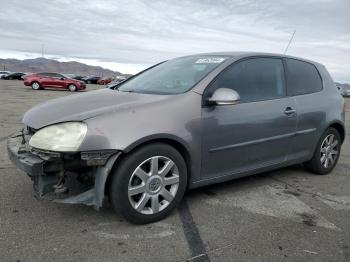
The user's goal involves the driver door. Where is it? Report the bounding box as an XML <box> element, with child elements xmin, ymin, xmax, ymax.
<box><xmin>40</xmin><ymin>73</ymin><xmax>55</xmax><ymax>87</ymax></box>
<box><xmin>201</xmin><ymin>57</ymin><xmax>297</xmax><ymax>180</ymax></box>
<box><xmin>51</xmin><ymin>74</ymin><xmax>66</xmax><ymax>88</ymax></box>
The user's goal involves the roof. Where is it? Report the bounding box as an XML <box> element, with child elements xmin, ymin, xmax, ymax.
<box><xmin>184</xmin><ymin>51</ymin><xmax>322</xmax><ymax>66</ymax></box>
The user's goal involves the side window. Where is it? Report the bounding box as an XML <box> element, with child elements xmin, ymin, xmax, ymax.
<box><xmin>53</xmin><ymin>73</ymin><xmax>64</xmax><ymax>79</ymax></box>
<box><xmin>206</xmin><ymin>58</ymin><xmax>286</xmax><ymax>103</ymax></box>
<box><xmin>49</xmin><ymin>73</ymin><xmax>58</xmax><ymax>78</ymax></box>
<box><xmin>39</xmin><ymin>73</ymin><xmax>53</xmax><ymax>77</ymax></box>
<box><xmin>285</xmin><ymin>59</ymin><xmax>323</xmax><ymax>96</ymax></box>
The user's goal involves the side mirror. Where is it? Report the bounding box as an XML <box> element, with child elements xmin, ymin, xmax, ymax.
<box><xmin>208</xmin><ymin>88</ymin><xmax>240</xmax><ymax>106</ymax></box>
<box><xmin>60</xmin><ymin>77</ymin><xmax>65</xmax><ymax>80</ymax></box>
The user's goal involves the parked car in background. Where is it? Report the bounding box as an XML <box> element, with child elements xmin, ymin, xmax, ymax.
<box><xmin>97</xmin><ymin>77</ymin><xmax>113</xmax><ymax>85</ymax></box>
<box><xmin>63</xmin><ymin>73</ymin><xmax>76</xmax><ymax>79</ymax></box>
<box><xmin>20</xmin><ymin>73</ymin><xmax>29</xmax><ymax>80</ymax></box>
<box><xmin>336</xmin><ymin>82</ymin><xmax>350</xmax><ymax>97</ymax></box>
<box><xmin>342</xmin><ymin>87</ymin><xmax>350</xmax><ymax>97</ymax></box>
<box><xmin>337</xmin><ymin>86</ymin><xmax>345</xmax><ymax>96</ymax></box>
<box><xmin>107</xmin><ymin>78</ymin><xmax>127</xmax><ymax>88</ymax></box>
<box><xmin>0</xmin><ymin>71</ymin><xmax>10</xmax><ymax>78</ymax></box>
<box><xmin>82</xmin><ymin>75</ymin><xmax>100</xmax><ymax>84</ymax></box>
<box><xmin>2</xmin><ymin>72</ymin><xmax>25</xmax><ymax>80</ymax></box>
<box><xmin>8</xmin><ymin>52</ymin><xmax>345</xmax><ymax>224</ymax></box>
<box><xmin>23</xmin><ymin>72</ymin><xmax>86</xmax><ymax>91</ymax></box>
<box><xmin>73</xmin><ymin>75</ymin><xmax>85</xmax><ymax>81</ymax></box>
<box><xmin>116</xmin><ymin>76</ymin><xmax>127</xmax><ymax>81</ymax></box>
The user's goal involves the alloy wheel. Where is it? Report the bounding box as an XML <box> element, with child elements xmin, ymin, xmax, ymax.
<box><xmin>68</xmin><ymin>84</ymin><xmax>76</xmax><ymax>92</ymax></box>
<box><xmin>320</xmin><ymin>134</ymin><xmax>339</xmax><ymax>168</ymax></box>
<box><xmin>32</xmin><ymin>82</ymin><xmax>40</xmax><ymax>90</ymax></box>
<box><xmin>128</xmin><ymin>156</ymin><xmax>180</xmax><ymax>215</ymax></box>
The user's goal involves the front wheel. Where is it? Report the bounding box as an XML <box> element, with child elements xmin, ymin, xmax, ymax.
<box><xmin>109</xmin><ymin>143</ymin><xmax>187</xmax><ymax>224</ymax></box>
<box><xmin>31</xmin><ymin>82</ymin><xmax>40</xmax><ymax>90</ymax></box>
<box><xmin>68</xmin><ymin>84</ymin><xmax>77</xmax><ymax>92</ymax></box>
<box><xmin>304</xmin><ymin>127</ymin><xmax>341</xmax><ymax>175</ymax></box>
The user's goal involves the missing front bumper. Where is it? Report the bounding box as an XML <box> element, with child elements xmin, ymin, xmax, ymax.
<box><xmin>7</xmin><ymin>131</ymin><xmax>120</xmax><ymax>209</ymax></box>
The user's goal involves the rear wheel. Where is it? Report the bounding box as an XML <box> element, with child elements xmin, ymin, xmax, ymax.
<box><xmin>304</xmin><ymin>127</ymin><xmax>341</xmax><ymax>175</ymax></box>
<box><xmin>68</xmin><ymin>84</ymin><xmax>77</xmax><ymax>92</ymax></box>
<box><xmin>109</xmin><ymin>143</ymin><xmax>187</xmax><ymax>224</ymax></box>
<box><xmin>31</xmin><ymin>82</ymin><xmax>40</xmax><ymax>90</ymax></box>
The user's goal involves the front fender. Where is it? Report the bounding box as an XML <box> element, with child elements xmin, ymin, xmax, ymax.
<box><xmin>123</xmin><ymin>133</ymin><xmax>192</xmax><ymax>153</ymax></box>
<box><xmin>77</xmin><ymin>91</ymin><xmax>203</xmax><ymax>185</ymax></box>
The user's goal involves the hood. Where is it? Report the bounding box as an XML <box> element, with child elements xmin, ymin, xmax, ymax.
<box><xmin>23</xmin><ymin>89</ymin><xmax>172</xmax><ymax>129</ymax></box>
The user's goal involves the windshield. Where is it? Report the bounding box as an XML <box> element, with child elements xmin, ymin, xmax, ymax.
<box><xmin>62</xmin><ymin>74</ymin><xmax>74</xmax><ymax>79</ymax></box>
<box><xmin>117</xmin><ymin>56</ymin><xmax>227</xmax><ymax>94</ymax></box>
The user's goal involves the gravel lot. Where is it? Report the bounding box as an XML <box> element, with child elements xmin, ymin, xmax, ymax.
<box><xmin>0</xmin><ymin>80</ymin><xmax>350</xmax><ymax>262</ymax></box>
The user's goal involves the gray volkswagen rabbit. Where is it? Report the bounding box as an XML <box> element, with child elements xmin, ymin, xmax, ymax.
<box><xmin>8</xmin><ymin>52</ymin><xmax>345</xmax><ymax>224</ymax></box>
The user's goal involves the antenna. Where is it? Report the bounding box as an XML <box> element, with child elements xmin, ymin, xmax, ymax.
<box><xmin>284</xmin><ymin>30</ymin><xmax>296</xmax><ymax>54</ymax></box>
<box><xmin>41</xmin><ymin>43</ymin><xmax>45</xmax><ymax>57</ymax></box>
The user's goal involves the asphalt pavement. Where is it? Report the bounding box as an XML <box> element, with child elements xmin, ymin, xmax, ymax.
<box><xmin>0</xmin><ymin>80</ymin><xmax>349</xmax><ymax>262</ymax></box>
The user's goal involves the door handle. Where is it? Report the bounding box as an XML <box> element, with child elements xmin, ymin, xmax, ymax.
<box><xmin>284</xmin><ymin>107</ymin><xmax>296</xmax><ymax>116</ymax></box>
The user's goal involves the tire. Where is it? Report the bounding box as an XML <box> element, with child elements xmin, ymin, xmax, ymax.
<box><xmin>31</xmin><ymin>82</ymin><xmax>40</xmax><ymax>90</ymax></box>
<box><xmin>109</xmin><ymin>143</ymin><xmax>187</xmax><ymax>224</ymax></box>
<box><xmin>88</xmin><ymin>80</ymin><xmax>91</xmax><ymax>84</ymax></box>
<box><xmin>68</xmin><ymin>84</ymin><xmax>77</xmax><ymax>92</ymax></box>
<box><xmin>304</xmin><ymin>127</ymin><xmax>341</xmax><ymax>175</ymax></box>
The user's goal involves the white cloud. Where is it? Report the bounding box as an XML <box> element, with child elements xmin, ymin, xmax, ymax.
<box><xmin>0</xmin><ymin>0</ymin><xmax>349</xmax><ymax>80</ymax></box>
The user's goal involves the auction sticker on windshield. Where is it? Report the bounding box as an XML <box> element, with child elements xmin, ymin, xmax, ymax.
<box><xmin>195</xmin><ymin>57</ymin><xmax>226</xmax><ymax>64</ymax></box>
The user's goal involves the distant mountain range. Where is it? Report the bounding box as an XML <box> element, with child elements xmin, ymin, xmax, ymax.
<box><xmin>335</xmin><ymin>82</ymin><xmax>350</xmax><ymax>90</ymax></box>
<box><xmin>0</xmin><ymin>57</ymin><xmax>130</xmax><ymax>77</ymax></box>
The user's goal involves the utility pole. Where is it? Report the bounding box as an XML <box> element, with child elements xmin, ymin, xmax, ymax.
<box><xmin>41</xmin><ymin>43</ymin><xmax>45</xmax><ymax>57</ymax></box>
<box><xmin>284</xmin><ymin>30</ymin><xmax>296</xmax><ymax>55</ymax></box>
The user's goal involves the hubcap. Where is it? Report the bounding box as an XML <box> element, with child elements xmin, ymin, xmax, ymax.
<box><xmin>320</xmin><ymin>134</ymin><xmax>339</xmax><ymax>168</ymax></box>
<box><xmin>69</xmin><ymin>85</ymin><xmax>75</xmax><ymax>91</ymax></box>
<box><xmin>32</xmin><ymin>83</ymin><xmax>39</xmax><ymax>89</ymax></box>
<box><xmin>147</xmin><ymin>176</ymin><xmax>162</xmax><ymax>193</ymax></box>
<box><xmin>128</xmin><ymin>156</ymin><xmax>180</xmax><ymax>215</ymax></box>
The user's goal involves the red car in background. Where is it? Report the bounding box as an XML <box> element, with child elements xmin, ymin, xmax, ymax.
<box><xmin>97</xmin><ymin>77</ymin><xmax>113</xmax><ymax>85</ymax></box>
<box><xmin>24</xmin><ymin>73</ymin><xmax>86</xmax><ymax>92</ymax></box>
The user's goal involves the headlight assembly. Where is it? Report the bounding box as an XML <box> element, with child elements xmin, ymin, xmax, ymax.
<box><xmin>29</xmin><ymin>122</ymin><xmax>87</xmax><ymax>152</ymax></box>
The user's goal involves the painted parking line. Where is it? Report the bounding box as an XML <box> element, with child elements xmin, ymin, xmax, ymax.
<box><xmin>178</xmin><ymin>200</ymin><xmax>211</xmax><ymax>262</ymax></box>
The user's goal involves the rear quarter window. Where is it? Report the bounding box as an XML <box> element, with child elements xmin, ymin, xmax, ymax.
<box><xmin>285</xmin><ymin>58</ymin><xmax>323</xmax><ymax>96</ymax></box>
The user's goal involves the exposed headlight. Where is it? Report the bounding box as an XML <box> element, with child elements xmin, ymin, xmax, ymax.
<box><xmin>29</xmin><ymin>122</ymin><xmax>87</xmax><ymax>152</ymax></box>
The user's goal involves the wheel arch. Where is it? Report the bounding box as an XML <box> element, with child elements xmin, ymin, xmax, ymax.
<box><xmin>30</xmin><ymin>81</ymin><xmax>42</xmax><ymax>89</ymax></box>
<box><xmin>104</xmin><ymin>135</ymin><xmax>192</xmax><ymax>197</ymax></box>
<box><xmin>67</xmin><ymin>83</ymin><xmax>77</xmax><ymax>90</ymax></box>
<box><xmin>31</xmin><ymin>80</ymin><xmax>41</xmax><ymax>86</ymax></box>
<box><xmin>328</xmin><ymin>121</ymin><xmax>345</xmax><ymax>143</ymax></box>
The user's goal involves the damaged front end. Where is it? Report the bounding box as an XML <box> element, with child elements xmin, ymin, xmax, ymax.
<box><xmin>7</xmin><ymin>127</ymin><xmax>120</xmax><ymax>209</ymax></box>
